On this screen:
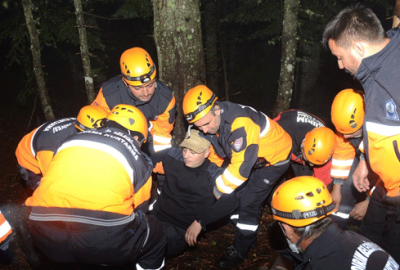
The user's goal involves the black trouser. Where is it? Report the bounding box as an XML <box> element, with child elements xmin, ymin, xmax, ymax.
<box><xmin>28</xmin><ymin>213</ymin><xmax>166</xmax><ymax>269</ymax></box>
<box><xmin>360</xmin><ymin>183</ymin><xmax>400</xmax><ymax>264</ymax></box>
<box><xmin>160</xmin><ymin>222</ymin><xmax>188</xmax><ymax>258</ymax></box>
<box><xmin>330</xmin><ymin>157</ymin><xmax>367</xmax><ymax>229</ymax></box>
<box><xmin>233</xmin><ymin>160</ymin><xmax>290</xmax><ymax>254</ymax></box>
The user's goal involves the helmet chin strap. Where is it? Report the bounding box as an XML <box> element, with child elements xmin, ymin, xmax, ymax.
<box><xmin>295</xmin><ymin>225</ymin><xmax>310</xmax><ymax>248</ymax></box>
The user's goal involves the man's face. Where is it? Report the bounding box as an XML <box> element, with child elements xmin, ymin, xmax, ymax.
<box><xmin>193</xmin><ymin>110</ymin><xmax>221</xmax><ymax>134</ymax></box>
<box><xmin>182</xmin><ymin>148</ymin><xmax>209</xmax><ymax>168</ymax></box>
<box><xmin>343</xmin><ymin>127</ymin><xmax>363</xmax><ymax>139</ymax></box>
<box><xmin>126</xmin><ymin>79</ymin><xmax>156</xmax><ymax>102</ymax></box>
<box><xmin>328</xmin><ymin>39</ymin><xmax>362</xmax><ymax>76</ymax></box>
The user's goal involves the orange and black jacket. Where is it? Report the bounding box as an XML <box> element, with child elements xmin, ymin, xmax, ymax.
<box><xmin>26</xmin><ymin>127</ymin><xmax>153</xmax><ymax>224</ymax></box>
<box><xmin>274</xmin><ymin>109</ymin><xmax>332</xmax><ymax>186</ymax></box>
<box><xmin>330</xmin><ymin>133</ymin><xmax>363</xmax><ymax>185</ymax></box>
<box><xmin>356</xmin><ymin>28</ymin><xmax>400</xmax><ymax>196</ymax></box>
<box><xmin>15</xmin><ymin>118</ymin><xmax>77</xmax><ymax>177</ymax></box>
<box><xmin>92</xmin><ymin>76</ymin><xmax>176</xmax><ymax>153</ymax></box>
<box><xmin>203</xmin><ymin>101</ymin><xmax>292</xmax><ymax>197</ymax></box>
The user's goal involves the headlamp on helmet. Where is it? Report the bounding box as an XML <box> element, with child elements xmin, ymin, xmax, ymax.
<box><xmin>183</xmin><ymin>85</ymin><xmax>218</xmax><ymax>123</ymax></box>
<box><xmin>271</xmin><ymin>176</ymin><xmax>337</xmax><ymax>227</ymax></box>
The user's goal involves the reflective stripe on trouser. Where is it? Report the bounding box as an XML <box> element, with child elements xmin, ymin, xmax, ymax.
<box><xmin>233</xmin><ymin>160</ymin><xmax>290</xmax><ymax>253</ymax></box>
<box><xmin>28</xmin><ymin>212</ymin><xmax>166</xmax><ymax>268</ymax></box>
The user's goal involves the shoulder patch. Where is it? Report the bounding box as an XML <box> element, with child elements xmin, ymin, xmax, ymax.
<box><xmin>385</xmin><ymin>99</ymin><xmax>399</xmax><ymax>121</ymax></box>
<box><xmin>229</xmin><ymin>127</ymin><xmax>247</xmax><ymax>152</ymax></box>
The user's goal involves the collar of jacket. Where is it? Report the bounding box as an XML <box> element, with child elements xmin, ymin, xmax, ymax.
<box><xmin>355</xmin><ymin>28</ymin><xmax>400</xmax><ymax>85</ymax></box>
<box><xmin>302</xmin><ymin>222</ymin><xmax>342</xmax><ymax>262</ymax></box>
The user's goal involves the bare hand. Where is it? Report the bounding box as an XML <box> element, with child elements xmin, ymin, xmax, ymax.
<box><xmin>331</xmin><ymin>184</ymin><xmax>342</xmax><ymax>209</ymax></box>
<box><xmin>350</xmin><ymin>199</ymin><xmax>369</xmax><ymax>221</ymax></box>
<box><xmin>352</xmin><ymin>159</ymin><xmax>370</xmax><ymax>192</ymax></box>
<box><xmin>185</xmin><ymin>220</ymin><xmax>202</xmax><ymax>246</ymax></box>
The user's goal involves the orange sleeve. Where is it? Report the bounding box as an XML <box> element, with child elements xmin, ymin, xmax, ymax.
<box><xmin>36</xmin><ymin>150</ymin><xmax>56</xmax><ymax>176</ymax></box>
<box><xmin>0</xmin><ymin>212</ymin><xmax>12</xmax><ymax>243</ymax></box>
<box><xmin>215</xmin><ymin>117</ymin><xmax>260</xmax><ymax>194</ymax></box>
<box><xmin>150</xmin><ymin>95</ymin><xmax>176</xmax><ymax>152</ymax></box>
<box><xmin>331</xmin><ymin>132</ymin><xmax>356</xmax><ymax>180</ymax></box>
<box><xmin>15</xmin><ymin>127</ymin><xmax>41</xmax><ymax>174</ymax></box>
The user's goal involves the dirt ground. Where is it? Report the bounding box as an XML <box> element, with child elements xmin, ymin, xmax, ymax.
<box><xmin>0</xmin><ymin>105</ymin><xmax>285</xmax><ymax>270</ymax></box>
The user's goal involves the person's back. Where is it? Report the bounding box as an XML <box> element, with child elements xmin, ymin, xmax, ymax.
<box><xmin>25</xmin><ymin>105</ymin><xmax>166</xmax><ymax>270</ymax></box>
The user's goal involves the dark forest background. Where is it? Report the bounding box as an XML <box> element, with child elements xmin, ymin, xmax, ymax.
<box><xmin>0</xmin><ymin>0</ymin><xmax>395</xmax><ymax>131</ymax></box>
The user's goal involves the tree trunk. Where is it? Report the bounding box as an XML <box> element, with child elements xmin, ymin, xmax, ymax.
<box><xmin>272</xmin><ymin>0</ymin><xmax>299</xmax><ymax>117</ymax></box>
<box><xmin>394</xmin><ymin>0</ymin><xmax>400</xmax><ymax>28</ymax></box>
<box><xmin>204</xmin><ymin>0</ymin><xmax>218</xmax><ymax>91</ymax></box>
<box><xmin>21</xmin><ymin>0</ymin><xmax>55</xmax><ymax>121</ymax></box>
<box><xmin>73</xmin><ymin>0</ymin><xmax>96</xmax><ymax>103</ymax></box>
<box><xmin>296</xmin><ymin>42</ymin><xmax>321</xmax><ymax>112</ymax></box>
<box><xmin>153</xmin><ymin>0</ymin><xmax>205</xmax><ymax>145</ymax></box>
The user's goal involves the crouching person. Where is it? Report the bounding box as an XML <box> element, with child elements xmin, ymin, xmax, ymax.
<box><xmin>25</xmin><ymin>104</ymin><xmax>166</xmax><ymax>270</ymax></box>
<box><xmin>271</xmin><ymin>176</ymin><xmax>399</xmax><ymax>270</ymax></box>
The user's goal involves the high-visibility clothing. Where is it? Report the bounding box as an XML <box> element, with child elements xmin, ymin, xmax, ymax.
<box><xmin>26</xmin><ymin>127</ymin><xmax>152</xmax><ymax>216</ymax></box>
<box><xmin>274</xmin><ymin>109</ymin><xmax>332</xmax><ymax>185</ymax></box>
<box><xmin>15</xmin><ymin>118</ymin><xmax>77</xmax><ymax>187</ymax></box>
<box><xmin>92</xmin><ymin>76</ymin><xmax>176</xmax><ymax>153</ymax></box>
<box><xmin>356</xmin><ymin>28</ymin><xmax>400</xmax><ymax>197</ymax></box>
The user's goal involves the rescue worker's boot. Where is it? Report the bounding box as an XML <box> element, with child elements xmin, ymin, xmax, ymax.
<box><xmin>215</xmin><ymin>245</ymin><xmax>246</xmax><ymax>269</ymax></box>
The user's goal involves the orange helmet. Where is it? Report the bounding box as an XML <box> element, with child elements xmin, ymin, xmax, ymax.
<box><xmin>271</xmin><ymin>176</ymin><xmax>336</xmax><ymax>227</ymax></box>
<box><xmin>182</xmin><ymin>85</ymin><xmax>218</xmax><ymax>123</ymax></box>
<box><xmin>303</xmin><ymin>127</ymin><xmax>336</xmax><ymax>165</ymax></box>
<box><xmin>75</xmin><ymin>105</ymin><xmax>108</xmax><ymax>131</ymax></box>
<box><xmin>106</xmin><ymin>104</ymin><xmax>148</xmax><ymax>143</ymax></box>
<box><xmin>120</xmin><ymin>47</ymin><xmax>157</xmax><ymax>86</ymax></box>
<box><xmin>331</xmin><ymin>89</ymin><xmax>365</xmax><ymax>134</ymax></box>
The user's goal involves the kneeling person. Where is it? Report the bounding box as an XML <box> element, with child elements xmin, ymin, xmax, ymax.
<box><xmin>151</xmin><ymin>129</ymin><xmax>237</xmax><ymax>257</ymax></box>
<box><xmin>25</xmin><ymin>105</ymin><xmax>166</xmax><ymax>270</ymax></box>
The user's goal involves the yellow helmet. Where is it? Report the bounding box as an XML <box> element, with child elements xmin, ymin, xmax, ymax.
<box><xmin>182</xmin><ymin>85</ymin><xmax>218</xmax><ymax>123</ymax></box>
<box><xmin>75</xmin><ymin>105</ymin><xmax>108</xmax><ymax>131</ymax></box>
<box><xmin>120</xmin><ymin>47</ymin><xmax>157</xmax><ymax>86</ymax></box>
<box><xmin>303</xmin><ymin>127</ymin><xmax>336</xmax><ymax>165</ymax></box>
<box><xmin>106</xmin><ymin>104</ymin><xmax>148</xmax><ymax>143</ymax></box>
<box><xmin>331</xmin><ymin>89</ymin><xmax>365</xmax><ymax>134</ymax></box>
<box><xmin>271</xmin><ymin>176</ymin><xmax>336</xmax><ymax>227</ymax></box>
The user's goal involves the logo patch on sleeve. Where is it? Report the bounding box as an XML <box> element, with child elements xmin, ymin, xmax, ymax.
<box><xmin>386</xmin><ymin>99</ymin><xmax>399</xmax><ymax>121</ymax></box>
<box><xmin>233</xmin><ymin>137</ymin><xmax>243</xmax><ymax>151</ymax></box>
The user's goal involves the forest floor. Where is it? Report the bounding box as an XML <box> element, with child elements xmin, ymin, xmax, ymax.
<box><xmin>0</xmin><ymin>104</ymin><xmax>289</xmax><ymax>270</ymax></box>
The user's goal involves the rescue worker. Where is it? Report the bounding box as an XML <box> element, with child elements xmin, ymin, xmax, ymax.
<box><xmin>330</xmin><ymin>89</ymin><xmax>373</xmax><ymax>228</ymax></box>
<box><xmin>15</xmin><ymin>105</ymin><xmax>108</xmax><ymax>189</ymax></box>
<box><xmin>0</xmin><ymin>209</ymin><xmax>13</xmax><ymax>265</ymax></box>
<box><xmin>274</xmin><ymin>109</ymin><xmax>336</xmax><ymax>186</ymax></box>
<box><xmin>91</xmin><ymin>47</ymin><xmax>176</xmax><ymax>155</ymax></box>
<box><xmin>150</xmin><ymin>129</ymin><xmax>237</xmax><ymax>258</ymax></box>
<box><xmin>323</xmin><ymin>5</ymin><xmax>400</xmax><ymax>262</ymax></box>
<box><xmin>271</xmin><ymin>176</ymin><xmax>399</xmax><ymax>270</ymax></box>
<box><xmin>182</xmin><ymin>85</ymin><xmax>292</xmax><ymax>269</ymax></box>
<box><xmin>25</xmin><ymin>104</ymin><xmax>166</xmax><ymax>269</ymax></box>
